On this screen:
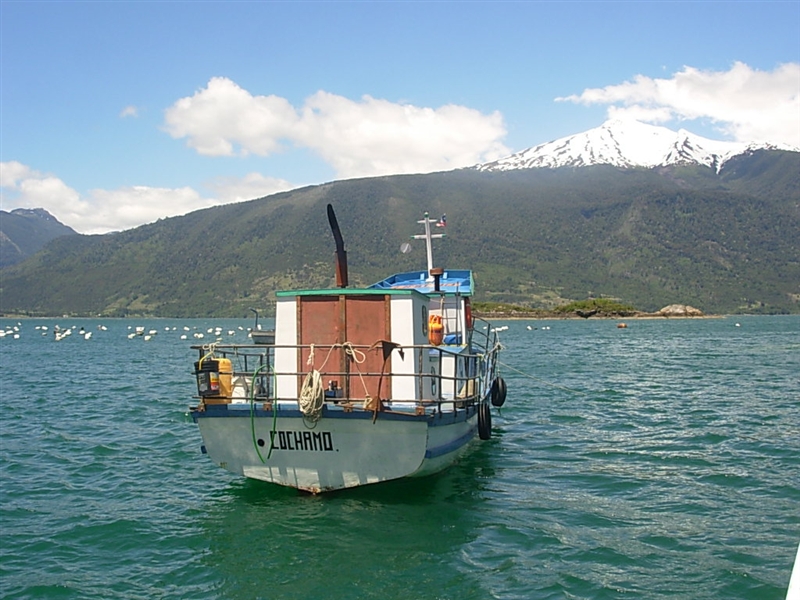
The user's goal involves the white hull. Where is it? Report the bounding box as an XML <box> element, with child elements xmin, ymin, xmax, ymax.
<box><xmin>195</xmin><ymin>405</ymin><xmax>478</xmax><ymax>492</ymax></box>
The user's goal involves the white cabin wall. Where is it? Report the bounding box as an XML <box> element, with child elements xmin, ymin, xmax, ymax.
<box><xmin>389</xmin><ymin>296</ymin><xmax>420</xmax><ymax>401</ymax></box>
<box><xmin>389</xmin><ymin>295</ymin><xmax>436</xmax><ymax>401</ymax></box>
<box><xmin>274</xmin><ymin>297</ymin><xmax>298</xmax><ymax>398</ymax></box>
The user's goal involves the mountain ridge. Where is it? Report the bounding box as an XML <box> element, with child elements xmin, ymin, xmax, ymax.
<box><xmin>0</xmin><ymin>208</ymin><xmax>78</xmax><ymax>268</ymax></box>
<box><xmin>475</xmin><ymin>119</ymin><xmax>798</xmax><ymax>173</ymax></box>
<box><xmin>1</xmin><ymin>150</ymin><xmax>798</xmax><ymax>318</ymax></box>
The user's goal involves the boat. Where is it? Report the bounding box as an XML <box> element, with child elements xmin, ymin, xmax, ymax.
<box><xmin>189</xmin><ymin>206</ymin><xmax>507</xmax><ymax>493</ymax></box>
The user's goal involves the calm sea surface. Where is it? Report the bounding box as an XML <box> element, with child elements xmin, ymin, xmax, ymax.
<box><xmin>1</xmin><ymin>316</ymin><xmax>798</xmax><ymax>599</ymax></box>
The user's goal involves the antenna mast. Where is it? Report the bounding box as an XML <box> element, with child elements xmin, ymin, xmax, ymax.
<box><xmin>411</xmin><ymin>212</ymin><xmax>445</xmax><ymax>280</ymax></box>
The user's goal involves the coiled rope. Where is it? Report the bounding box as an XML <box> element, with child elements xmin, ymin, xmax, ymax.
<box><xmin>299</xmin><ymin>371</ymin><xmax>325</xmax><ymax>422</ymax></box>
<box><xmin>299</xmin><ymin>344</ymin><xmax>325</xmax><ymax>422</ymax></box>
<box><xmin>300</xmin><ymin>342</ymin><xmax>373</xmax><ymax>420</ymax></box>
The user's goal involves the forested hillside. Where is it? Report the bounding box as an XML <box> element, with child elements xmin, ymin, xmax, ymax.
<box><xmin>0</xmin><ymin>208</ymin><xmax>77</xmax><ymax>267</ymax></box>
<box><xmin>1</xmin><ymin>150</ymin><xmax>797</xmax><ymax>317</ymax></box>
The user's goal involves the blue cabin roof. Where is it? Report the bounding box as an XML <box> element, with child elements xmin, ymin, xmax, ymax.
<box><xmin>369</xmin><ymin>269</ymin><xmax>473</xmax><ymax>296</ymax></box>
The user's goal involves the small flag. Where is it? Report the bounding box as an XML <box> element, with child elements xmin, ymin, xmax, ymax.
<box><xmin>436</xmin><ymin>214</ymin><xmax>446</xmax><ymax>227</ymax></box>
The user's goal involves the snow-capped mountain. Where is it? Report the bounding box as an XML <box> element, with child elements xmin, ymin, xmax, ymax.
<box><xmin>476</xmin><ymin>119</ymin><xmax>797</xmax><ymax>173</ymax></box>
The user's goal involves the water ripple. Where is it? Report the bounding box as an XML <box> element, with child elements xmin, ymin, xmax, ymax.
<box><xmin>1</xmin><ymin>316</ymin><xmax>798</xmax><ymax>599</ymax></box>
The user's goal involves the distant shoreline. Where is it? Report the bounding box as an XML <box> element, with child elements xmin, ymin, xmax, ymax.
<box><xmin>4</xmin><ymin>312</ymin><xmax>797</xmax><ymax>320</ymax></box>
<box><xmin>473</xmin><ymin>311</ymin><xmax>722</xmax><ymax>320</ymax></box>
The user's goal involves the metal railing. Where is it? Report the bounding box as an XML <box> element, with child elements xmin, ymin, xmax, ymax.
<box><xmin>191</xmin><ymin>328</ymin><xmax>500</xmax><ymax>410</ymax></box>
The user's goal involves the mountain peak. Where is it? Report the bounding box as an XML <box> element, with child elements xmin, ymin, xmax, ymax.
<box><xmin>475</xmin><ymin>119</ymin><xmax>796</xmax><ymax>173</ymax></box>
<box><xmin>10</xmin><ymin>207</ymin><xmax>62</xmax><ymax>222</ymax></box>
<box><xmin>1</xmin><ymin>208</ymin><xmax>78</xmax><ymax>268</ymax></box>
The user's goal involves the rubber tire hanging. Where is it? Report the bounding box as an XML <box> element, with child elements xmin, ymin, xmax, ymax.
<box><xmin>478</xmin><ymin>402</ymin><xmax>492</xmax><ymax>440</ymax></box>
<box><xmin>491</xmin><ymin>377</ymin><xmax>507</xmax><ymax>407</ymax></box>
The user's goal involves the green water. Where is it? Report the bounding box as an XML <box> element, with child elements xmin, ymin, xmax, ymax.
<box><xmin>1</xmin><ymin>316</ymin><xmax>798</xmax><ymax>599</ymax></box>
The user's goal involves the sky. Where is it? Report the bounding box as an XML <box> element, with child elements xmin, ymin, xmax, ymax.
<box><xmin>1</xmin><ymin>1</ymin><xmax>799</xmax><ymax>235</ymax></box>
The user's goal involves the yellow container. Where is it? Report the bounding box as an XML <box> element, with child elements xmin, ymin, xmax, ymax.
<box><xmin>218</xmin><ymin>358</ymin><xmax>233</xmax><ymax>398</ymax></box>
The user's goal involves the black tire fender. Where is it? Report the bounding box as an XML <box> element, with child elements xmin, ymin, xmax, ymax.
<box><xmin>478</xmin><ymin>401</ymin><xmax>492</xmax><ymax>440</ymax></box>
<box><xmin>491</xmin><ymin>377</ymin><xmax>507</xmax><ymax>407</ymax></box>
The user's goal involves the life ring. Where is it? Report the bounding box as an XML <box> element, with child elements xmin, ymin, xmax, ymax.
<box><xmin>490</xmin><ymin>377</ymin><xmax>507</xmax><ymax>407</ymax></box>
<box><xmin>464</xmin><ymin>297</ymin><xmax>473</xmax><ymax>329</ymax></box>
<box><xmin>478</xmin><ymin>402</ymin><xmax>492</xmax><ymax>440</ymax></box>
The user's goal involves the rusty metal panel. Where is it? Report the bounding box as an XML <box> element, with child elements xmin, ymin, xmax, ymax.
<box><xmin>298</xmin><ymin>296</ymin><xmax>343</xmax><ymax>386</ymax></box>
<box><xmin>296</xmin><ymin>294</ymin><xmax>393</xmax><ymax>402</ymax></box>
<box><xmin>344</xmin><ymin>295</ymin><xmax>390</xmax><ymax>401</ymax></box>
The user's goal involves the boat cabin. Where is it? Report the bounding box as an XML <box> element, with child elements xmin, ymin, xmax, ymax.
<box><xmin>272</xmin><ymin>269</ymin><xmax>477</xmax><ymax>406</ymax></box>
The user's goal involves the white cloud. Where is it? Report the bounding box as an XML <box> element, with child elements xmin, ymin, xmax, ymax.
<box><xmin>557</xmin><ymin>62</ymin><xmax>800</xmax><ymax>147</ymax></box>
<box><xmin>83</xmin><ymin>186</ymin><xmax>216</xmax><ymax>234</ymax></box>
<box><xmin>120</xmin><ymin>105</ymin><xmax>139</xmax><ymax>118</ymax></box>
<box><xmin>205</xmin><ymin>172</ymin><xmax>295</xmax><ymax>204</ymax></box>
<box><xmin>1</xmin><ymin>162</ymin><xmax>88</xmax><ymax>224</ymax></box>
<box><xmin>0</xmin><ymin>160</ymin><xmax>34</xmax><ymax>188</ymax></box>
<box><xmin>6</xmin><ymin>84</ymin><xmax>508</xmax><ymax>234</ymax></box>
<box><xmin>1</xmin><ymin>161</ymin><xmax>296</xmax><ymax>235</ymax></box>
<box><xmin>164</xmin><ymin>77</ymin><xmax>298</xmax><ymax>156</ymax></box>
<box><xmin>164</xmin><ymin>79</ymin><xmax>510</xmax><ymax>178</ymax></box>
<box><xmin>297</xmin><ymin>92</ymin><xmax>509</xmax><ymax>178</ymax></box>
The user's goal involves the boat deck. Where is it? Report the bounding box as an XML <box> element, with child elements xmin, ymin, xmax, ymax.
<box><xmin>369</xmin><ymin>269</ymin><xmax>473</xmax><ymax>295</ymax></box>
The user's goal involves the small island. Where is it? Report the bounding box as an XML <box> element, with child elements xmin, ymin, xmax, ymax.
<box><xmin>473</xmin><ymin>298</ymin><xmax>706</xmax><ymax>320</ymax></box>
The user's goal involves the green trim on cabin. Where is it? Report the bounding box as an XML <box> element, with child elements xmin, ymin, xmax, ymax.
<box><xmin>276</xmin><ymin>288</ymin><xmax>429</xmax><ymax>300</ymax></box>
